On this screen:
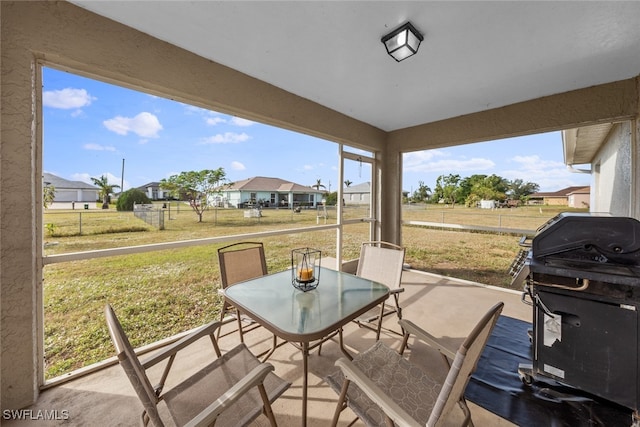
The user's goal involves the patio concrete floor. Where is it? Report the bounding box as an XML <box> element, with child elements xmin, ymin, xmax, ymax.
<box><xmin>6</xmin><ymin>268</ymin><xmax>530</xmax><ymax>426</ymax></box>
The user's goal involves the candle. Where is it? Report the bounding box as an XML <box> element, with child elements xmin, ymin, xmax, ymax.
<box><xmin>298</xmin><ymin>267</ymin><xmax>314</xmax><ymax>281</ymax></box>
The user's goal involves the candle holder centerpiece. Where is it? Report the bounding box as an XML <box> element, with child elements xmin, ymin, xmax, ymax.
<box><xmin>291</xmin><ymin>247</ymin><xmax>321</xmax><ymax>292</ymax></box>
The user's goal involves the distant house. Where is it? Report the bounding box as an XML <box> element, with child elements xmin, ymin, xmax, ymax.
<box><xmin>136</xmin><ymin>182</ymin><xmax>172</xmax><ymax>200</ymax></box>
<box><xmin>43</xmin><ymin>172</ymin><xmax>98</xmax><ymax>204</ymax></box>
<box><xmin>567</xmin><ymin>187</ymin><xmax>591</xmax><ymax>208</ymax></box>
<box><xmin>528</xmin><ymin>186</ymin><xmax>591</xmax><ymax>207</ymax></box>
<box><xmin>217</xmin><ymin>176</ymin><xmax>325</xmax><ymax>208</ymax></box>
<box><xmin>344</xmin><ymin>182</ymin><xmax>371</xmax><ymax>205</ymax></box>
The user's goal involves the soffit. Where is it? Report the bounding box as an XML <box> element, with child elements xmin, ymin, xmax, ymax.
<box><xmin>70</xmin><ymin>1</ymin><xmax>640</xmax><ymax>132</ymax></box>
<box><xmin>563</xmin><ymin>123</ymin><xmax>614</xmax><ymax>165</ymax></box>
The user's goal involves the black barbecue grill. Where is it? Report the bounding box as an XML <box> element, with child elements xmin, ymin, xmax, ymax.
<box><xmin>511</xmin><ymin>213</ymin><xmax>640</xmax><ymax>425</ymax></box>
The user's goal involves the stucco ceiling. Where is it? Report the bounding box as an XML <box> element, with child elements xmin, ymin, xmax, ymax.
<box><xmin>71</xmin><ymin>1</ymin><xmax>640</xmax><ymax>132</ymax></box>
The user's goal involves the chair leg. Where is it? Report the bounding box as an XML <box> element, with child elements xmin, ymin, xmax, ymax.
<box><xmin>375</xmin><ymin>303</ymin><xmax>385</xmax><ymax>341</ymax></box>
<box><xmin>399</xmin><ymin>331</ymin><xmax>410</xmax><ymax>355</ymax></box>
<box><xmin>331</xmin><ymin>379</ymin><xmax>350</xmax><ymax>427</ymax></box>
<box><xmin>459</xmin><ymin>398</ymin><xmax>474</xmax><ymax>427</ymax></box>
<box><xmin>216</xmin><ymin>301</ymin><xmax>228</xmax><ymax>340</ymax></box>
<box><xmin>393</xmin><ymin>293</ymin><xmax>402</xmax><ymax>320</ymax></box>
<box><xmin>258</xmin><ymin>383</ymin><xmax>279</xmax><ymax>427</ymax></box>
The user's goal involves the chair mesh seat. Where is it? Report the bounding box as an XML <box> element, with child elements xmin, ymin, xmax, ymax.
<box><xmin>326</xmin><ymin>341</ymin><xmax>441</xmax><ymax>426</ymax></box>
<box><xmin>163</xmin><ymin>343</ymin><xmax>289</xmax><ymax>427</ymax></box>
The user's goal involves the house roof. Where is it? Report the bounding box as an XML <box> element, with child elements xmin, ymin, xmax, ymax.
<box><xmin>530</xmin><ymin>186</ymin><xmax>590</xmax><ymax>198</ymax></box>
<box><xmin>223</xmin><ymin>177</ymin><xmax>324</xmax><ymax>193</ymax></box>
<box><xmin>567</xmin><ymin>186</ymin><xmax>591</xmax><ymax>195</ymax></box>
<box><xmin>43</xmin><ymin>172</ymin><xmax>98</xmax><ymax>190</ymax></box>
<box><xmin>344</xmin><ymin>182</ymin><xmax>371</xmax><ymax>194</ymax></box>
<box><xmin>136</xmin><ymin>182</ymin><xmax>162</xmax><ymax>189</ymax></box>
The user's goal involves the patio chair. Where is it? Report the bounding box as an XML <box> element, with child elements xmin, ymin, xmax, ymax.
<box><xmin>218</xmin><ymin>241</ymin><xmax>268</xmax><ymax>342</ymax></box>
<box><xmin>105</xmin><ymin>304</ymin><xmax>290</xmax><ymax>427</ymax></box>
<box><xmin>353</xmin><ymin>241</ymin><xmax>406</xmax><ymax>340</ymax></box>
<box><xmin>326</xmin><ymin>301</ymin><xmax>504</xmax><ymax>427</ymax></box>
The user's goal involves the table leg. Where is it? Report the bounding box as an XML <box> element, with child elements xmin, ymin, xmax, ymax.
<box><xmin>302</xmin><ymin>341</ymin><xmax>309</xmax><ymax>427</ymax></box>
<box><xmin>338</xmin><ymin>328</ymin><xmax>353</xmax><ymax>360</ymax></box>
<box><xmin>260</xmin><ymin>334</ymin><xmax>278</xmax><ymax>362</ymax></box>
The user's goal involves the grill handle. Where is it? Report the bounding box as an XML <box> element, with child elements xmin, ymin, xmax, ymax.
<box><xmin>518</xmin><ymin>235</ymin><xmax>532</xmax><ymax>248</ymax></box>
<box><xmin>531</xmin><ymin>278</ymin><xmax>590</xmax><ymax>292</ymax></box>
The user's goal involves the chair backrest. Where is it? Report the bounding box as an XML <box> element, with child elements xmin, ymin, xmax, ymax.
<box><xmin>356</xmin><ymin>241</ymin><xmax>405</xmax><ymax>290</ymax></box>
<box><xmin>427</xmin><ymin>301</ymin><xmax>504</xmax><ymax>427</ymax></box>
<box><xmin>105</xmin><ymin>304</ymin><xmax>165</xmax><ymax>426</ymax></box>
<box><xmin>218</xmin><ymin>242</ymin><xmax>268</xmax><ymax>289</ymax></box>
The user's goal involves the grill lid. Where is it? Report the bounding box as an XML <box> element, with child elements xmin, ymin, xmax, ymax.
<box><xmin>532</xmin><ymin>213</ymin><xmax>640</xmax><ymax>266</ymax></box>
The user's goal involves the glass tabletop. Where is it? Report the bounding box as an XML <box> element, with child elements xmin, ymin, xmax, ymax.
<box><xmin>223</xmin><ymin>267</ymin><xmax>390</xmax><ymax>342</ymax></box>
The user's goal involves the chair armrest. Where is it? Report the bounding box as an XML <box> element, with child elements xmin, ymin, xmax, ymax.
<box><xmin>399</xmin><ymin>319</ymin><xmax>456</xmax><ymax>361</ymax></box>
<box><xmin>335</xmin><ymin>358</ymin><xmax>422</xmax><ymax>427</ymax></box>
<box><xmin>142</xmin><ymin>318</ymin><xmax>234</xmax><ymax>369</ymax></box>
<box><xmin>183</xmin><ymin>363</ymin><xmax>277</xmax><ymax>427</ymax></box>
<box><xmin>389</xmin><ymin>287</ymin><xmax>405</xmax><ymax>295</ymax></box>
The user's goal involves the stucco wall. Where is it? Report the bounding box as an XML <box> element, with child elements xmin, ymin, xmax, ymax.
<box><xmin>592</xmin><ymin>122</ymin><xmax>632</xmax><ymax>216</ymax></box>
<box><xmin>345</xmin><ymin>193</ymin><xmax>371</xmax><ymax>205</ymax></box>
<box><xmin>543</xmin><ymin>197</ymin><xmax>568</xmax><ymax>206</ymax></box>
<box><xmin>568</xmin><ymin>193</ymin><xmax>590</xmax><ymax>209</ymax></box>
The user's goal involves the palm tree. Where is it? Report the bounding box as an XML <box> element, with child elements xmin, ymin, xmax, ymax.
<box><xmin>344</xmin><ymin>180</ymin><xmax>352</xmax><ymax>187</ymax></box>
<box><xmin>91</xmin><ymin>175</ymin><xmax>120</xmax><ymax>209</ymax></box>
<box><xmin>311</xmin><ymin>178</ymin><xmax>326</xmax><ymax>191</ymax></box>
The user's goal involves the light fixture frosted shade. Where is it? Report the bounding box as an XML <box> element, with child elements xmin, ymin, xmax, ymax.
<box><xmin>381</xmin><ymin>22</ymin><xmax>424</xmax><ymax>62</ymax></box>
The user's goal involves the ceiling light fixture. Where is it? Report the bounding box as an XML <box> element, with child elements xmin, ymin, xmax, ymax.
<box><xmin>381</xmin><ymin>21</ymin><xmax>423</xmax><ymax>62</ymax></box>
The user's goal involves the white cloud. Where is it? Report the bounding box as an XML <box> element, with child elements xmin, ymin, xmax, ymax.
<box><xmin>43</xmin><ymin>88</ymin><xmax>95</xmax><ymax>109</ymax></box>
<box><xmin>230</xmin><ymin>117</ymin><xmax>255</xmax><ymax>127</ymax></box>
<box><xmin>103</xmin><ymin>112</ymin><xmax>163</xmax><ymax>138</ymax></box>
<box><xmin>230</xmin><ymin>161</ymin><xmax>246</xmax><ymax>171</ymax></box>
<box><xmin>83</xmin><ymin>143</ymin><xmax>116</xmax><ymax>152</ymax></box>
<box><xmin>206</xmin><ymin>116</ymin><xmax>226</xmax><ymax>126</ymax></box>
<box><xmin>303</xmin><ymin>165</ymin><xmax>314</xmax><ymax>171</ymax></box>
<box><xmin>202</xmin><ymin>132</ymin><xmax>250</xmax><ymax>144</ymax></box>
<box><xmin>404</xmin><ymin>150</ymin><xmax>494</xmax><ymax>173</ymax></box>
<box><xmin>403</xmin><ymin>150</ymin><xmax>447</xmax><ymax>170</ymax></box>
<box><xmin>509</xmin><ymin>155</ymin><xmax>564</xmax><ymax>172</ymax></box>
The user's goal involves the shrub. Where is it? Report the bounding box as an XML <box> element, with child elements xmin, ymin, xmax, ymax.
<box><xmin>116</xmin><ymin>189</ymin><xmax>151</xmax><ymax>211</ymax></box>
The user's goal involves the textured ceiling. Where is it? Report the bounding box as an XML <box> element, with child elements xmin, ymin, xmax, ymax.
<box><xmin>72</xmin><ymin>1</ymin><xmax>640</xmax><ymax>132</ymax></box>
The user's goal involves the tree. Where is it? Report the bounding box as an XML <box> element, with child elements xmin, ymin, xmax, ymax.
<box><xmin>160</xmin><ymin>168</ymin><xmax>226</xmax><ymax>222</ymax></box>
<box><xmin>462</xmin><ymin>174</ymin><xmax>509</xmax><ymax>206</ymax></box>
<box><xmin>433</xmin><ymin>174</ymin><xmax>461</xmax><ymax>206</ymax></box>
<box><xmin>116</xmin><ymin>189</ymin><xmax>151</xmax><ymax>211</ymax></box>
<box><xmin>344</xmin><ymin>180</ymin><xmax>352</xmax><ymax>188</ymax></box>
<box><xmin>91</xmin><ymin>175</ymin><xmax>120</xmax><ymax>209</ymax></box>
<box><xmin>312</xmin><ymin>178</ymin><xmax>326</xmax><ymax>191</ymax></box>
<box><xmin>43</xmin><ymin>184</ymin><xmax>56</xmax><ymax>208</ymax></box>
<box><xmin>411</xmin><ymin>180</ymin><xmax>431</xmax><ymax>203</ymax></box>
<box><xmin>508</xmin><ymin>179</ymin><xmax>540</xmax><ymax>202</ymax></box>
<box><xmin>324</xmin><ymin>191</ymin><xmax>338</xmax><ymax>205</ymax></box>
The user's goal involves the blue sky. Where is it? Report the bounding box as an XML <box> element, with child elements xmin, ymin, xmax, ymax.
<box><xmin>43</xmin><ymin>66</ymin><xmax>590</xmax><ymax>195</ymax></box>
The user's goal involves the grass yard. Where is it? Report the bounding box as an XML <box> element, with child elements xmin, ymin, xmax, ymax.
<box><xmin>42</xmin><ymin>203</ymin><xmax>584</xmax><ymax>378</ymax></box>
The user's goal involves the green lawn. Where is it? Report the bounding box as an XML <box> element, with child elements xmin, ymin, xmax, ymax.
<box><xmin>42</xmin><ymin>203</ymin><xmax>583</xmax><ymax>378</ymax></box>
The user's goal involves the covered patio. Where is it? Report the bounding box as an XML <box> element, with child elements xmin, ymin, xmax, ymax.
<box><xmin>5</xmin><ymin>268</ymin><xmax>530</xmax><ymax>426</ymax></box>
<box><xmin>2</xmin><ymin>1</ymin><xmax>640</xmax><ymax>422</ymax></box>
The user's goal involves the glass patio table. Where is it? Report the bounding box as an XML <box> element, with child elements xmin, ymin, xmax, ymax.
<box><xmin>223</xmin><ymin>267</ymin><xmax>389</xmax><ymax>426</ymax></box>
